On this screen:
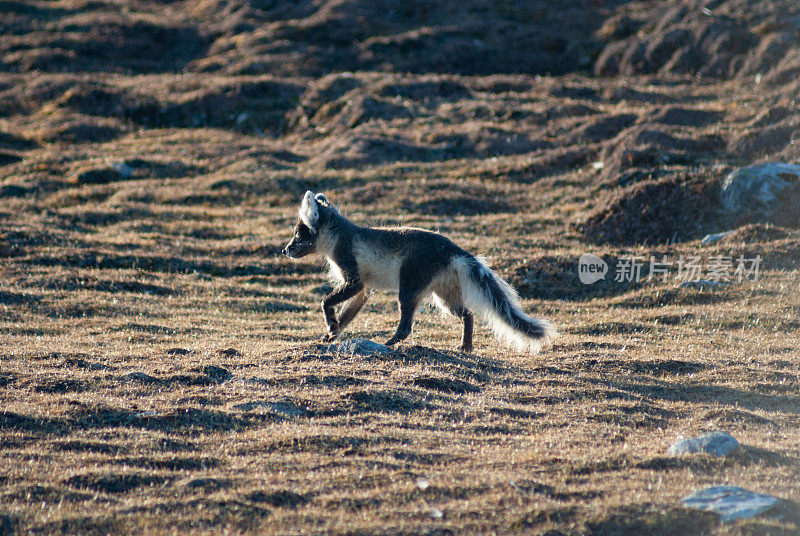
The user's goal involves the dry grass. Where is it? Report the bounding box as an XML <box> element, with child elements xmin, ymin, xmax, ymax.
<box><xmin>2</xmin><ymin>188</ymin><xmax>799</xmax><ymax>534</ymax></box>
<box><xmin>2</xmin><ymin>1</ymin><xmax>800</xmax><ymax>534</ymax></box>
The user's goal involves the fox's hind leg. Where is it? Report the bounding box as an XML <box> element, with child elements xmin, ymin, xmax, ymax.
<box><xmin>431</xmin><ymin>270</ymin><xmax>473</xmax><ymax>352</ymax></box>
<box><xmin>453</xmin><ymin>306</ymin><xmax>474</xmax><ymax>353</ymax></box>
<box><xmin>435</xmin><ymin>294</ymin><xmax>473</xmax><ymax>352</ymax></box>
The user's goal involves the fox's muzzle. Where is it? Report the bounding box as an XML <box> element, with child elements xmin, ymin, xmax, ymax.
<box><xmin>283</xmin><ymin>241</ymin><xmax>310</xmax><ymax>258</ymax></box>
<box><xmin>284</xmin><ymin>221</ymin><xmax>317</xmax><ymax>259</ymax></box>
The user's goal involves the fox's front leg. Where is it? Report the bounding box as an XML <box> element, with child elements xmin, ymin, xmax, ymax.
<box><xmin>384</xmin><ymin>289</ymin><xmax>421</xmax><ymax>346</ymax></box>
<box><xmin>320</xmin><ymin>282</ymin><xmax>363</xmax><ymax>341</ymax></box>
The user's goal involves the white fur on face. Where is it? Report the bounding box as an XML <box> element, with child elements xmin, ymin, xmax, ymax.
<box><xmin>299</xmin><ymin>190</ymin><xmax>319</xmax><ymax>230</ymax></box>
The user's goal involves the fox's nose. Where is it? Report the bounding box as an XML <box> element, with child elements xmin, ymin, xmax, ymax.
<box><xmin>282</xmin><ymin>246</ymin><xmax>290</xmax><ymax>257</ymax></box>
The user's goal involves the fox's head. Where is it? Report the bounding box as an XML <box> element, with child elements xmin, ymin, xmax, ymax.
<box><xmin>283</xmin><ymin>191</ymin><xmax>332</xmax><ymax>258</ymax></box>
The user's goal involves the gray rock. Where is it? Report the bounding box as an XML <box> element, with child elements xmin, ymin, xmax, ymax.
<box><xmin>678</xmin><ymin>279</ymin><xmax>730</xmax><ymax>289</ymax></box>
<box><xmin>326</xmin><ymin>338</ymin><xmax>393</xmax><ymax>357</ymax></box>
<box><xmin>721</xmin><ymin>163</ymin><xmax>800</xmax><ymax>220</ymax></box>
<box><xmin>668</xmin><ymin>431</ymin><xmax>740</xmax><ymax>457</ymax></box>
<box><xmin>700</xmin><ymin>230</ymin><xmax>735</xmax><ymax>245</ymax></box>
<box><xmin>111</xmin><ymin>161</ymin><xmax>134</xmax><ymax>178</ymax></box>
<box><xmin>682</xmin><ymin>486</ymin><xmax>780</xmax><ymax>522</ymax></box>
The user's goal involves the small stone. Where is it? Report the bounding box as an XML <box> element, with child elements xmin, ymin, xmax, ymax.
<box><xmin>668</xmin><ymin>431</ymin><xmax>740</xmax><ymax>457</ymax></box>
<box><xmin>700</xmin><ymin>230</ymin><xmax>735</xmax><ymax>245</ymax></box>
<box><xmin>679</xmin><ymin>279</ymin><xmax>730</xmax><ymax>289</ymax></box>
<box><xmin>431</xmin><ymin>508</ymin><xmax>444</xmax><ymax>519</ymax></box>
<box><xmin>682</xmin><ymin>486</ymin><xmax>780</xmax><ymax>522</ymax></box>
<box><xmin>327</xmin><ymin>338</ymin><xmax>392</xmax><ymax>357</ymax></box>
<box><xmin>236</xmin><ymin>112</ymin><xmax>250</xmax><ymax>126</ymax></box>
<box><xmin>111</xmin><ymin>161</ymin><xmax>134</xmax><ymax>178</ymax></box>
<box><xmin>416</xmin><ymin>477</ymin><xmax>430</xmax><ymax>490</ymax></box>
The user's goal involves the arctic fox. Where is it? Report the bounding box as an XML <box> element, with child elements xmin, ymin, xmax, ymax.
<box><xmin>283</xmin><ymin>191</ymin><xmax>557</xmax><ymax>353</ymax></box>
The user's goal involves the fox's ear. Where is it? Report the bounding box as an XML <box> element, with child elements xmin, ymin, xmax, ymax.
<box><xmin>299</xmin><ymin>190</ymin><xmax>319</xmax><ymax>230</ymax></box>
<box><xmin>314</xmin><ymin>193</ymin><xmax>329</xmax><ymax>206</ymax></box>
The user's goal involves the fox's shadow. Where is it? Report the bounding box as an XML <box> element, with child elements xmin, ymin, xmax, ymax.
<box><xmin>311</xmin><ymin>339</ymin><xmax>526</xmax><ymax>378</ymax></box>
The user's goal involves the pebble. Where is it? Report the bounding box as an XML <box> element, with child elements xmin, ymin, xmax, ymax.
<box><xmin>236</xmin><ymin>112</ymin><xmax>250</xmax><ymax>126</ymax></box>
<box><xmin>700</xmin><ymin>230</ymin><xmax>735</xmax><ymax>245</ymax></box>
<box><xmin>111</xmin><ymin>161</ymin><xmax>134</xmax><ymax>178</ymax></box>
<box><xmin>682</xmin><ymin>486</ymin><xmax>780</xmax><ymax>522</ymax></box>
<box><xmin>668</xmin><ymin>431</ymin><xmax>740</xmax><ymax>457</ymax></box>
<box><xmin>678</xmin><ymin>279</ymin><xmax>730</xmax><ymax>289</ymax></box>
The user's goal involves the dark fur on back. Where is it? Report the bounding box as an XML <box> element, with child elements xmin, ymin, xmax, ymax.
<box><xmin>365</xmin><ymin>227</ymin><xmax>467</xmax><ymax>288</ymax></box>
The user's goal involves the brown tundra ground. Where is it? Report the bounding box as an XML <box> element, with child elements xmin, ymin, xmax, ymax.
<box><xmin>1</xmin><ymin>0</ymin><xmax>800</xmax><ymax>534</ymax></box>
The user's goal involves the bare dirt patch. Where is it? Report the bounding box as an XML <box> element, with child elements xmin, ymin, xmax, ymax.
<box><xmin>580</xmin><ymin>170</ymin><xmax>726</xmax><ymax>245</ymax></box>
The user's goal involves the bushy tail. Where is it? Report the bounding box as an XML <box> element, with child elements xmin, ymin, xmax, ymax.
<box><xmin>452</xmin><ymin>255</ymin><xmax>557</xmax><ymax>353</ymax></box>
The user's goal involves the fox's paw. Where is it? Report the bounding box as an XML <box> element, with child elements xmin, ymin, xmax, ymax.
<box><xmin>320</xmin><ymin>332</ymin><xmax>338</xmax><ymax>343</ymax></box>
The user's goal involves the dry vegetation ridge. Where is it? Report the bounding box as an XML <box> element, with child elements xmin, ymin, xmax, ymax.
<box><xmin>1</xmin><ymin>0</ymin><xmax>800</xmax><ymax>534</ymax></box>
